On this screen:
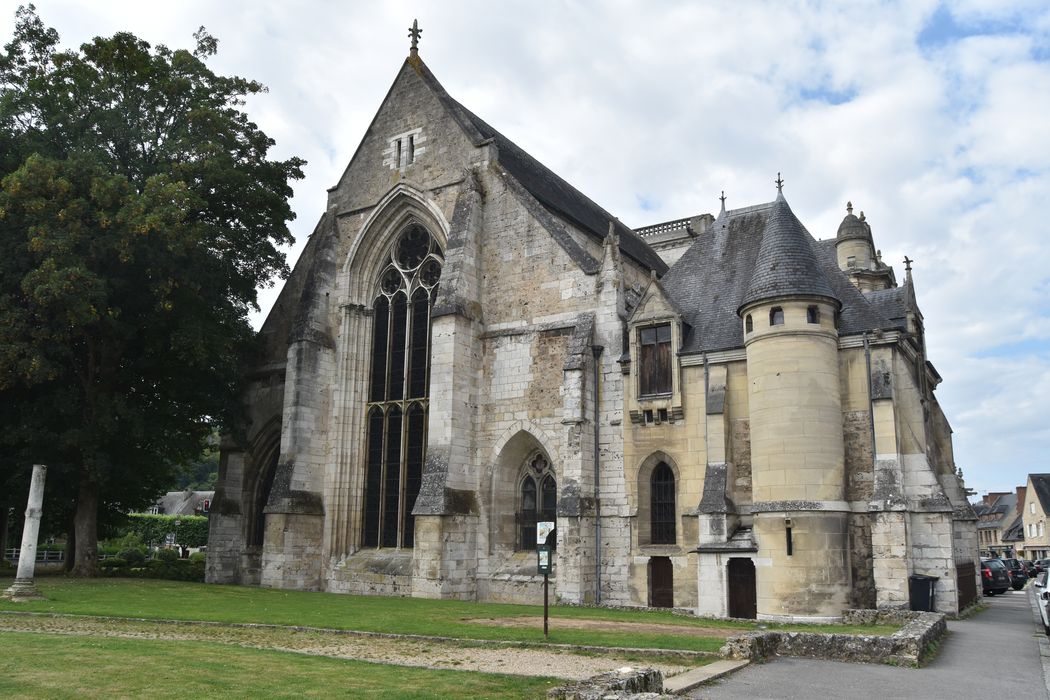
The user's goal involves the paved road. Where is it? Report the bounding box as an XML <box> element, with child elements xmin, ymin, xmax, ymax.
<box><xmin>693</xmin><ymin>588</ymin><xmax>1049</xmax><ymax>699</ymax></box>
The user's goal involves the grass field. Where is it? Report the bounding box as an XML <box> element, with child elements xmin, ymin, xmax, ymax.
<box><xmin>0</xmin><ymin>631</ymin><xmax>557</xmax><ymax>699</ymax></box>
<box><xmin>0</xmin><ymin>577</ymin><xmax>897</xmax><ymax>653</ymax></box>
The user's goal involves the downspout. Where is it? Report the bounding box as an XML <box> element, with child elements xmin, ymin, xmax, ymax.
<box><xmin>863</xmin><ymin>332</ymin><xmax>877</xmax><ymax>466</ymax></box>
<box><xmin>592</xmin><ymin>345</ymin><xmax>603</xmax><ymax>605</ymax></box>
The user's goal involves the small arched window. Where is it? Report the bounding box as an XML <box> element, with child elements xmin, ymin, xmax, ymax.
<box><xmin>650</xmin><ymin>463</ymin><xmax>676</xmax><ymax>544</ymax></box>
<box><xmin>519</xmin><ymin>453</ymin><xmax>556</xmax><ymax>551</ymax></box>
<box><xmin>807</xmin><ymin>305</ymin><xmax>820</xmax><ymax>324</ymax></box>
<box><xmin>769</xmin><ymin>307</ymin><xmax>784</xmax><ymax>326</ymax></box>
<box><xmin>745</xmin><ymin>314</ymin><xmax>753</xmax><ymax>333</ymax></box>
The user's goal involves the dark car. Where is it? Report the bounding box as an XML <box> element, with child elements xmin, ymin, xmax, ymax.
<box><xmin>1036</xmin><ymin>559</ymin><xmax>1050</xmax><ymax>573</ymax></box>
<box><xmin>982</xmin><ymin>558</ymin><xmax>1011</xmax><ymax>595</ymax></box>
<box><xmin>1025</xmin><ymin>560</ymin><xmax>1038</xmax><ymax>577</ymax></box>
<box><xmin>1003</xmin><ymin>558</ymin><xmax>1028</xmax><ymax>590</ymax></box>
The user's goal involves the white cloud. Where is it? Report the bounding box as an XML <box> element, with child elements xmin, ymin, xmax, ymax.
<box><xmin>4</xmin><ymin>0</ymin><xmax>1048</xmax><ymax>495</ymax></box>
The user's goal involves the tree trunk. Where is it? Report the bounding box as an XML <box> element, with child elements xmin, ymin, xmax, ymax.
<box><xmin>63</xmin><ymin>512</ymin><xmax>76</xmax><ymax>573</ymax></box>
<box><xmin>71</xmin><ymin>474</ymin><xmax>99</xmax><ymax>577</ymax></box>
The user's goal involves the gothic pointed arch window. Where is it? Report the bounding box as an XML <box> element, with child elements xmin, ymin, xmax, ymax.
<box><xmin>362</xmin><ymin>222</ymin><xmax>442</xmax><ymax>548</ymax></box>
<box><xmin>650</xmin><ymin>462</ymin><xmax>676</xmax><ymax>544</ymax></box>
<box><xmin>518</xmin><ymin>453</ymin><xmax>557</xmax><ymax>551</ymax></box>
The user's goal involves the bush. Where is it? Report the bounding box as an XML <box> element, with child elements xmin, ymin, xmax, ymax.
<box><xmin>119</xmin><ymin>548</ymin><xmax>147</xmax><ymax>566</ymax></box>
<box><xmin>156</xmin><ymin>548</ymin><xmax>179</xmax><ymax>563</ymax></box>
<box><xmin>188</xmin><ymin>551</ymin><xmax>206</xmax><ymax>564</ymax></box>
<box><xmin>100</xmin><ymin>557</ymin><xmax>127</xmax><ymax>569</ymax></box>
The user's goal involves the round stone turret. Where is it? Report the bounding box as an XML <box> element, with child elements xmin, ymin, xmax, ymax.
<box><xmin>739</xmin><ymin>193</ymin><xmax>849</xmax><ymax>621</ymax></box>
<box><xmin>835</xmin><ymin>201</ymin><xmax>875</xmax><ymax>273</ymax></box>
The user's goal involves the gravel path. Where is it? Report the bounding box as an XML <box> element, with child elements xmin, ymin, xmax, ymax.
<box><xmin>0</xmin><ymin>612</ymin><xmax>697</xmax><ymax>681</ymax></box>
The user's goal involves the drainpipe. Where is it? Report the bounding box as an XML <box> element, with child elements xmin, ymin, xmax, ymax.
<box><xmin>863</xmin><ymin>332</ymin><xmax>877</xmax><ymax>468</ymax></box>
<box><xmin>592</xmin><ymin>345</ymin><xmax>603</xmax><ymax>604</ymax></box>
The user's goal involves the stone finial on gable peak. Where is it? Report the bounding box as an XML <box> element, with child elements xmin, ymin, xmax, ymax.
<box><xmin>408</xmin><ymin>19</ymin><xmax>422</xmax><ymax>56</ymax></box>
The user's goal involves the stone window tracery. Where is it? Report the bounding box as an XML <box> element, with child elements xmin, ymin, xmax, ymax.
<box><xmin>518</xmin><ymin>453</ymin><xmax>556</xmax><ymax>551</ymax></box>
<box><xmin>363</xmin><ymin>222</ymin><xmax>442</xmax><ymax>549</ymax></box>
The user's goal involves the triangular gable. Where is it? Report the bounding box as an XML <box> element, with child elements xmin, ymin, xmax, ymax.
<box><xmin>628</xmin><ymin>274</ymin><xmax>686</xmax><ymax>324</ymax></box>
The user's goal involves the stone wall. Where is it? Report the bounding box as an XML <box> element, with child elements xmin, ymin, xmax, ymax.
<box><xmin>547</xmin><ymin>668</ymin><xmax>663</xmax><ymax>700</ymax></box>
<box><xmin>722</xmin><ymin>610</ymin><xmax>947</xmax><ymax>667</ymax></box>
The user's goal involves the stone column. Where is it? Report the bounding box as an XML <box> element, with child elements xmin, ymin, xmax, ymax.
<box><xmin>4</xmin><ymin>464</ymin><xmax>47</xmax><ymax>601</ymax></box>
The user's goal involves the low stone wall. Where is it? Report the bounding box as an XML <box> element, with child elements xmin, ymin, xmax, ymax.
<box><xmin>547</xmin><ymin>667</ymin><xmax>663</xmax><ymax>699</ymax></box>
<box><xmin>721</xmin><ymin>609</ymin><xmax>946</xmax><ymax>667</ymax></box>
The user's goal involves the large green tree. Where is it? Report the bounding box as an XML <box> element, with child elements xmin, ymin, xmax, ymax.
<box><xmin>0</xmin><ymin>6</ymin><xmax>303</xmax><ymax>575</ymax></box>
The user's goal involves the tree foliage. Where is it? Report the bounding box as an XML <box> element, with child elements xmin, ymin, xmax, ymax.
<box><xmin>0</xmin><ymin>5</ymin><xmax>303</xmax><ymax>574</ymax></box>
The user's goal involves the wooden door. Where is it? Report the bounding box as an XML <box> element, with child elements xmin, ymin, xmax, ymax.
<box><xmin>727</xmin><ymin>558</ymin><xmax>757</xmax><ymax>619</ymax></box>
<box><xmin>649</xmin><ymin>557</ymin><xmax>673</xmax><ymax>608</ymax></box>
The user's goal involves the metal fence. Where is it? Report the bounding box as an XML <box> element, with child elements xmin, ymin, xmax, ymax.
<box><xmin>4</xmin><ymin>548</ymin><xmax>66</xmax><ymax>563</ymax></box>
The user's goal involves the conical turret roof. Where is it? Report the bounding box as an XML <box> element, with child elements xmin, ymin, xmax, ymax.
<box><xmin>739</xmin><ymin>193</ymin><xmax>840</xmax><ymax>313</ymax></box>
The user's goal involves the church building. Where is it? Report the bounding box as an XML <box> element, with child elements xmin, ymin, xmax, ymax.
<box><xmin>206</xmin><ymin>31</ymin><xmax>979</xmax><ymax>621</ymax></box>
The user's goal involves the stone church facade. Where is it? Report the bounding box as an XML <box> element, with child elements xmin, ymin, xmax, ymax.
<box><xmin>206</xmin><ymin>43</ymin><xmax>979</xmax><ymax>621</ymax></box>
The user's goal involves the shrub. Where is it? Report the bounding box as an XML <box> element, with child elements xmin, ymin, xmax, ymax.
<box><xmin>101</xmin><ymin>557</ymin><xmax>127</xmax><ymax>569</ymax></box>
<box><xmin>156</xmin><ymin>548</ymin><xmax>179</xmax><ymax>563</ymax></box>
<box><xmin>188</xmin><ymin>551</ymin><xmax>206</xmax><ymax>564</ymax></box>
<box><xmin>119</xmin><ymin>548</ymin><xmax>147</xmax><ymax>566</ymax></box>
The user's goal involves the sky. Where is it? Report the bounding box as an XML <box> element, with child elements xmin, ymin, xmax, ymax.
<box><xmin>4</xmin><ymin>0</ymin><xmax>1048</xmax><ymax>498</ymax></box>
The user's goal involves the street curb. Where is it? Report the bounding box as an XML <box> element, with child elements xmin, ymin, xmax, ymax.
<box><xmin>663</xmin><ymin>659</ymin><xmax>750</xmax><ymax>694</ymax></box>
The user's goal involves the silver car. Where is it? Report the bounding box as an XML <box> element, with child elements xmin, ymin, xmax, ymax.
<box><xmin>1033</xmin><ymin>570</ymin><xmax>1050</xmax><ymax>635</ymax></box>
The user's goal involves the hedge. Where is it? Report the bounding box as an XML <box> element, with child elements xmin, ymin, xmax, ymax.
<box><xmin>124</xmin><ymin>514</ymin><xmax>209</xmax><ymax>548</ymax></box>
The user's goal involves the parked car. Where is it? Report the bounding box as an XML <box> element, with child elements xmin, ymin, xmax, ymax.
<box><xmin>982</xmin><ymin>557</ymin><xmax>1011</xmax><ymax>596</ymax></box>
<box><xmin>1036</xmin><ymin>558</ymin><xmax>1050</xmax><ymax>573</ymax></box>
<box><xmin>1003</xmin><ymin>558</ymin><xmax>1029</xmax><ymax>590</ymax></box>
<box><xmin>1034</xmin><ymin>571</ymin><xmax>1050</xmax><ymax>635</ymax></box>
<box><xmin>1025</xmin><ymin>560</ymin><xmax>1038</xmax><ymax>577</ymax></box>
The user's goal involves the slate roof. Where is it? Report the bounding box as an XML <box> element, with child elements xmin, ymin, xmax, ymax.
<box><xmin>863</xmin><ymin>285</ymin><xmax>910</xmax><ymax>332</ymax></box>
<box><xmin>410</xmin><ymin>58</ymin><xmax>667</xmax><ymax>275</ymax></box>
<box><xmin>659</xmin><ymin>200</ymin><xmax>903</xmax><ymax>353</ymax></box>
<box><xmin>739</xmin><ymin>194</ymin><xmax>839</xmax><ymax>311</ymax></box>
<box><xmin>153</xmin><ymin>490</ymin><xmax>213</xmax><ymax>516</ymax></box>
<box><xmin>1030</xmin><ymin>474</ymin><xmax>1050</xmax><ymax>514</ymax></box>
<box><xmin>1002</xmin><ymin>514</ymin><xmax>1025</xmax><ymax>543</ymax></box>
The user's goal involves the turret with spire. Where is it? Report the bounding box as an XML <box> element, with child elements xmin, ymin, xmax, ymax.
<box><xmin>738</xmin><ymin>177</ymin><xmax>850</xmax><ymax>620</ymax></box>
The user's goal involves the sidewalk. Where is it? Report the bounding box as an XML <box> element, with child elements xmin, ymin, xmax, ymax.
<box><xmin>692</xmin><ymin>591</ymin><xmax>1048</xmax><ymax>699</ymax></box>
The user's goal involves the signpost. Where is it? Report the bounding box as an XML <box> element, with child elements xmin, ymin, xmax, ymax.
<box><xmin>536</xmin><ymin>521</ymin><xmax>555</xmax><ymax>639</ymax></box>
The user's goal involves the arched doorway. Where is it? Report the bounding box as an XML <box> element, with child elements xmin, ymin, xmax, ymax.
<box><xmin>649</xmin><ymin>556</ymin><xmax>673</xmax><ymax>608</ymax></box>
<box><xmin>727</xmin><ymin>558</ymin><xmax>757</xmax><ymax>619</ymax></box>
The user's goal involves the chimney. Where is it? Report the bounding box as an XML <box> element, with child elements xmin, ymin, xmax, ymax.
<box><xmin>1017</xmin><ymin>486</ymin><xmax>1027</xmax><ymax>511</ymax></box>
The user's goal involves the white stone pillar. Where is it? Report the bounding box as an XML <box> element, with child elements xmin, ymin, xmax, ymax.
<box><xmin>4</xmin><ymin>464</ymin><xmax>47</xmax><ymax>601</ymax></box>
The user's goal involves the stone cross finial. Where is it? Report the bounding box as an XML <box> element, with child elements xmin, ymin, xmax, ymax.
<box><xmin>719</xmin><ymin>190</ymin><xmax>726</xmax><ymax>210</ymax></box>
<box><xmin>408</xmin><ymin>19</ymin><xmax>422</xmax><ymax>54</ymax></box>
<box><xmin>775</xmin><ymin>173</ymin><xmax>784</xmax><ymax>194</ymax></box>
<box><xmin>904</xmin><ymin>256</ymin><xmax>913</xmax><ymax>273</ymax></box>
<box><xmin>846</xmin><ymin>201</ymin><xmax>853</xmax><ymax>215</ymax></box>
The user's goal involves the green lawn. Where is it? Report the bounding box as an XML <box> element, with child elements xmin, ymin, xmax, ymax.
<box><xmin>0</xmin><ymin>631</ymin><xmax>556</xmax><ymax>699</ymax></box>
<box><xmin>0</xmin><ymin>577</ymin><xmax>897</xmax><ymax>654</ymax></box>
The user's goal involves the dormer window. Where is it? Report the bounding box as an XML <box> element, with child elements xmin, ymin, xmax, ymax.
<box><xmin>769</xmin><ymin>307</ymin><xmax>784</xmax><ymax>326</ymax></box>
<box><xmin>639</xmin><ymin>324</ymin><xmax>672</xmax><ymax>396</ymax></box>
<box><xmin>807</xmin><ymin>305</ymin><xmax>820</xmax><ymax>324</ymax></box>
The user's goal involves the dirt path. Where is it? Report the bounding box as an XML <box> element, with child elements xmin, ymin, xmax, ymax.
<box><xmin>0</xmin><ymin>612</ymin><xmax>701</xmax><ymax>681</ymax></box>
<box><xmin>466</xmin><ymin>616</ymin><xmax>739</xmax><ymax>637</ymax></box>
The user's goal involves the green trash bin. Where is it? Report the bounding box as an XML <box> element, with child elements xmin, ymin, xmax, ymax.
<box><xmin>909</xmin><ymin>574</ymin><xmax>938</xmax><ymax>612</ymax></box>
